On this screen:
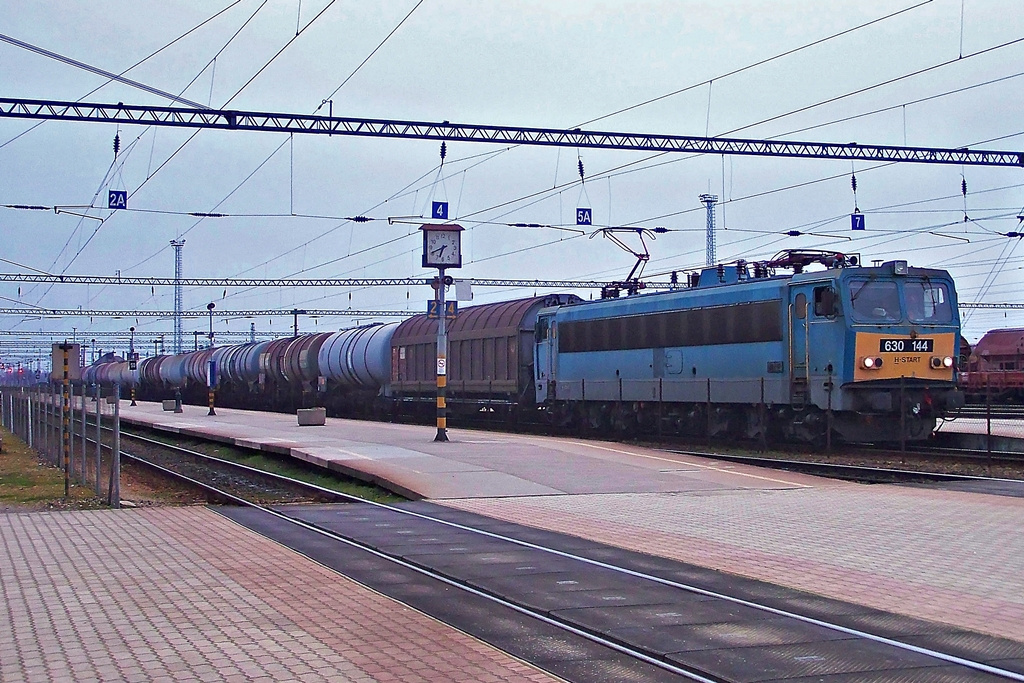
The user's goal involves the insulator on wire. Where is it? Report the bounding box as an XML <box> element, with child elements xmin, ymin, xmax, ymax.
<box><xmin>113</xmin><ymin>133</ymin><xmax>121</xmax><ymax>157</ymax></box>
<box><xmin>440</xmin><ymin>141</ymin><xmax>447</xmax><ymax>161</ymax></box>
<box><xmin>578</xmin><ymin>158</ymin><xmax>585</xmax><ymax>182</ymax></box>
<box><xmin>962</xmin><ymin>177</ymin><xmax>968</xmax><ymax>196</ymax></box>
<box><xmin>850</xmin><ymin>173</ymin><xmax>857</xmax><ymax>193</ymax></box>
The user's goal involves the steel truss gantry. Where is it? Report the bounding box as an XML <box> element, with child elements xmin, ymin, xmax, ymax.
<box><xmin>1</xmin><ymin>97</ymin><xmax>1022</xmax><ymax>167</ymax></box>
<box><xmin>0</xmin><ymin>273</ymin><xmax>668</xmax><ymax>289</ymax></box>
<box><xmin>0</xmin><ymin>308</ymin><xmax>411</xmax><ymax>319</ymax></box>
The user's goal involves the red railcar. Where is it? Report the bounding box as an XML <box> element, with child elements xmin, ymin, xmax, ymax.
<box><xmin>961</xmin><ymin>328</ymin><xmax>1024</xmax><ymax>401</ymax></box>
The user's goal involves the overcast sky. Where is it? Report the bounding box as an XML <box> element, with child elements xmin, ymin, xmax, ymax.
<box><xmin>2</xmin><ymin>0</ymin><xmax>1023</xmax><ymax>363</ymax></box>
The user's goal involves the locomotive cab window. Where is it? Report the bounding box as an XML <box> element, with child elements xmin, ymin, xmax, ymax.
<box><xmin>813</xmin><ymin>286</ymin><xmax>838</xmax><ymax>318</ymax></box>
<box><xmin>849</xmin><ymin>279</ymin><xmax>900</xmax><ymax>323</ymax></box>
<box><xmin>905</xmin><ymin>280</ymin><xmax>953</xmax><ymax>324</ymax></box>
<box><xmin>536</xmin><ymin>319</ymin><xmax>549</xmax><ymax>341</ymax></box>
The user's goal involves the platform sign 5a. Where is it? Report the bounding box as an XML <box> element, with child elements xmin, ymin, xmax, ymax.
<box><xmin>431</xmin><ymin>201</ymin><xmax>449</xmax><ymax>220</ymax></box>
<box><xmin>427</xmin><ymin>300</ymin><xmax>457</xmax><ymax>319</ymax></box>
<box><xmin>576</xmin><ymin>208</ymin><xmax>592</xmax><ymax>226</ymax></box>
<box><xmin>108</xmin><ymin>190</ymin><xmax>127</xmax><ymax>209</ymax></box>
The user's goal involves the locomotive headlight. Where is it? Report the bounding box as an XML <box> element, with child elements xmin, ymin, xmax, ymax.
<box><xmin>862</xmin><ymin>357</ymin><xmax>883</xmax><ymax>370</ymax></box>
<box><xmin>943</xmin><ymin>356</ymin><xmax>954</xmax><ymax>368</ymax></box>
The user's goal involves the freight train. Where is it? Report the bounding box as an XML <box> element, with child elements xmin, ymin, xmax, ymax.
<box><xmin>961</xmin><ymin>328</ymin><xmax>1024</xmax><ymax>401</ymax></box>
<box><xmin>79</xmin><ymin>250</ymin><xmax>965</xmax><ymax>444</ymax></box>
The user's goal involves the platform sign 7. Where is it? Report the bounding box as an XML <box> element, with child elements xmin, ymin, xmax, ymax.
<box><xmin>576</xmin><ymin>208</ymin><xmax>592</xmax><ymax>226</ymax></box>
<box><xmin>851</xmin><ymin>213</ymin><xmax>865</xmax><ymax>231</ymax></box>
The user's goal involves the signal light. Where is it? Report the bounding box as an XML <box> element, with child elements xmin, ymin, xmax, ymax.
<box><xmin>932</xmin><ymin>356</ymin><xmax>954</xmax><ymax>369</ymax></box>
<box><xmin>862</xmin><ymin>357</ymin><xmax>883</xmax><ymax>370</ymax></box>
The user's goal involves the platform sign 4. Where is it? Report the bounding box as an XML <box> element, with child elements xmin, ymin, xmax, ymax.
<box><xmin>576</xmin><ymin>208</ymin><xmax>592</xmax><ymax>226</ymax></box>
<box><xmin>427</xmin><ymin>300</ymin><xmax>457</xmax><ymax>319</ymax></box>
<box><xmin>108</xmin><ymin>190</ymin><xmax>127</xmax><ymax>210</ymax></box>
<box><xmin>851</xmin><ymin>213</ymin><xmax>865</xmax><ymax>231</ymax></box>
<box><xmin>432</xmin><ymin>201</ymin><xmax>449</xmax><ymax>220</ymax></box>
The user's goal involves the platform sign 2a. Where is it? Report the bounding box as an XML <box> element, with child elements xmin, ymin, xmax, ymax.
<box><xmin>576</xmin><ymin>208</ymin><xmax>592</xmax><ymax>226</ymax></box>
<box><xmin>851</xmin><ymin>213</ymin><xmax>865</xmax><ymax>231</ymax></box>
<box><xmin>108</xmin><ymin>190</ymin><xmax>127</xmax><ymax>210</ymax></box>
<box><xmin>431</xmin><ymin>201</ymin><xmax>449</xmax><ymax>220</ymax></box>
<box><xmin>427</xmin><ymin>300</ymin><xmax>457</xmax><ymax>319</ymax></box>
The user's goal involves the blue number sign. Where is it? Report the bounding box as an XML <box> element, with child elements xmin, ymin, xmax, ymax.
<box><xmin>432</xmin><ymin>201</ymin><xmax>449</xmax><ymax>219</ymax></box>
<box><xmin>108</xmin><ymin>190</ymin><xmax>127</xmax><ymax>210</ymax></box>
<box><xmin>851</xmin><ymin>213</ymin><xmax>865</xmax><ymax>231</ymax></box>
<box><xmin>576</xmin><ymin>208</ymin><xmax>592</xmax><ymax>226</ymax></box>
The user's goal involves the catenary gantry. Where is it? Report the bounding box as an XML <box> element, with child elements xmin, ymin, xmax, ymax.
<box><xmin>1</xmin><ymin>97</ymin><xmax>1021</xmax><ymax>166</ymax></box>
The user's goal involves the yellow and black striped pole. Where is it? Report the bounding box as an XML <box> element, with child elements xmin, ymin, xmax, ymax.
<box><xmin>434</xmin><ymin>267</ymin><xmax>449</xmax><ymax>442</ymax></box>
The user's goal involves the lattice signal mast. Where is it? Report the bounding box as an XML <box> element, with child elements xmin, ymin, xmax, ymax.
<box><xmin>699</xmin><ymin>194</ymin><xmax>718</xmax><ymax>266</ymax></box>
<box><xmin>170</xmin><ymin>239</ymin><xmax>185</xmax><ymax>353</ymax></box>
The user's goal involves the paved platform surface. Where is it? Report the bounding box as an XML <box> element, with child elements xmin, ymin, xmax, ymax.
<box><xmin>117</xmin><ymin>402</ymin><xmax>1024</xmax><ymax>648</ymax></box>
<box><xmin>0</xmin><ymin>506</ymin><xmax>559</xmax><ymax>683</ymax></box>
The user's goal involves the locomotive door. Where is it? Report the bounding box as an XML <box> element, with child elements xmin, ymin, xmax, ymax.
<box><xmin>534</xmin><ymin>314</ymin><xmax>557</xmax><ymax>403</ymax></box>
<box><xmin>789</xmin><ymin>288</ymin><xmax>812</xmax><ymax>406</ymax></box>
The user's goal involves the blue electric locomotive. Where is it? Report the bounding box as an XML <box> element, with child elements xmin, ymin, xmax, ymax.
<box><xmin>535</xmin><ymin>251</ymin><xmax>963</xmax><ymax>443</ymax></box>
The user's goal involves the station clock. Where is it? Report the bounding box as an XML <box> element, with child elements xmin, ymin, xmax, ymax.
<box><xmin>421</xmin><ymin>224</ymin><xmax>464</xmax><ymax>268</ymax></box>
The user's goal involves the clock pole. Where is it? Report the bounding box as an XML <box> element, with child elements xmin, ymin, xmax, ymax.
<box><xmin>435</xmin><ymin>266</ymin><xmax>449</xmax><ymax>442</ymax></box>
<box><xmin>420</xmin><ymin>223</ymin><xmax>462</xmax><ymax>443</ymax></box>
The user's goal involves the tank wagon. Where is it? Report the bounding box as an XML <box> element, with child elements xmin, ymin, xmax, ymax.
<box><xmin>86</xmin><ymin>251</ymin><xmax>964</xmax><ymax>444</ymax></box>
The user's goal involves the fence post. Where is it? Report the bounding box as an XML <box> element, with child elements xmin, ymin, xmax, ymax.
<box><xmin>94</xmin><ymin>383</ymin><xmax>102</xmax><ymax>497</ymax></box>
<box><xmin>985</xmin><ymin>374</ymin><xmax>992</xmax><ymax>458</ymax></box>
<box><xmin>706</xmin><ymin>378</ymin><xmax>712</xmax><ymax>444</ymax></box>
<box><xmin>899</xmin><ymin>376</ymin><xmax>906</xmax><ymax>455</ymax></box>
<box><xmin>79</xmin><ymin>384</ymin><xmax>87</xmax><ymax>484</ymax></box>
<box><xmin>826</xmin><ymin>367</ymin><xmax>833</xmax><ymax>454</ymax></box>
<box><xmin>27</xmin><ymin>392</ymin><xmax>33</xmax><ymax>449</ymax></box>
<box><xmin>108</xmin><ymin>385</ymin><xmax>120</xmax><ymax>509</ymax></box>
<box><xmin>759</xmin><ymin>377</ymin><xmax>767</xmax><ymax>453</ymax></box>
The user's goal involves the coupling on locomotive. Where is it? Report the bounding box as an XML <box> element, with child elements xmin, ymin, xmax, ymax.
<box><xmin>78</xmin><ymin>249</ymin><xmax>964</xmax><ymax>445</ymax></box>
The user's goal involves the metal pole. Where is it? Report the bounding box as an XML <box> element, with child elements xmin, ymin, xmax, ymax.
<box><xmin>434</xmin><ymin>267</ymin><xmax>449</xmax><ymax>442</ymax></box>
<box><xmin>899</xmin><ymin>376</ymin><xmax>906</xmax><ymax>455</ymax></box>
<box><xmin>759</xmin><ymin>376</ymin><xmax>767</xmax><ymax>453</ymax></box>
<box><xmin>27</xmin><ymin>391</ymin><xmax>32</xmax><ymax>449</ymax></box>
<box><xmin>94</xmin><ymin>383</ymin><xmax>102</xmax><ymax>496</ymax></box>
<box><xmin>79</xmin><ymin>384</ymin><xmax>87</xmax><ymax>483</ymax></box>
<box><xmin>706</xmin><ymin>377</ymin><xmax>712</xmax><ymax>444</ymax></box>
<box><xmin>826</xmin><ymin>366</ymin><xmax>833</xmax><ymax>454</ymax></box>
<box><xmin>108</xmin><ymin>385</ymin><xmax>120</xmax><ymax>508</ymax></box>
<box><xmin>986</xmin><ymin>374</ymin><xmax>992</xmax><ymax>457</ymax></box>
<box><xmin>61</xmin><ymin>347</ymin><xmax>69</xmax><ymax>497</ymax></box>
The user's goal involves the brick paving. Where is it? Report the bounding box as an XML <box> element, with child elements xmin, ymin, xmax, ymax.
<box><xmin>0</xmin><ymin>507</ymin><xmax>560</xmax><ymax>683</ymax></box>
<box><xmin>443</xmin><ymin>482</ymin><xmax>1024</xmax><ymax>644</ymax></box>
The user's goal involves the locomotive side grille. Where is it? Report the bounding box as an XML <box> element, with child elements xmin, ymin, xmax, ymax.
<box><xmin>559</xmin><ymin>300</ymin><xmax>782</xmax><ymax>353</ymax></box>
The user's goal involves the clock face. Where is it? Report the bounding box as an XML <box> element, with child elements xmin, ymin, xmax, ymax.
<box><xmin>423</xmin><ymin>229</ymin><xmax>461</xmax><ymax>267</ymax></box>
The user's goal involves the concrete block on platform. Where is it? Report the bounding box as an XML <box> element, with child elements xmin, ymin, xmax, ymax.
<box><xmin>161</xmin><ymin>399</ymin><xmax>176</xmax><ymax>411</ymax></box>
<box><xmin>297</xmin><ymin>407</ymin><xmax>326</xmax><ymax>426</ymax></box>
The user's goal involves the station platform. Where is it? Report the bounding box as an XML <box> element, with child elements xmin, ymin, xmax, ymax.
<box><xmin>114</xmin><ymin>401</ymin><xmax>1024</xmax><ymax>646</ymax></box>
<box><xmin>0</xmin><ymin>506</ymin><xmax>558</xmax><ymax>682</ymax></box>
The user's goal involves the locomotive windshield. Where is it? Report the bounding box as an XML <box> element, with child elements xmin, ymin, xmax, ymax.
<box><xmin>905</xmin><ymin>279</ymin><xmax>953</xmax><ymax>323</ymax></box>
<box><xmin>849</xmin><ymin>280</ymin><xmax>900</xmax><ymax>322</ymax></box>
<box><xmin>848</xmin><ymin>278</ymin><xmax>953</xmax><ymax>324</ymax></box>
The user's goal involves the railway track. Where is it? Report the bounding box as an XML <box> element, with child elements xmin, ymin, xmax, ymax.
<box><xmin>101</xmin><ymin>429</ymin><xmax>1024</xmax><ymax>681</ymax></box>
